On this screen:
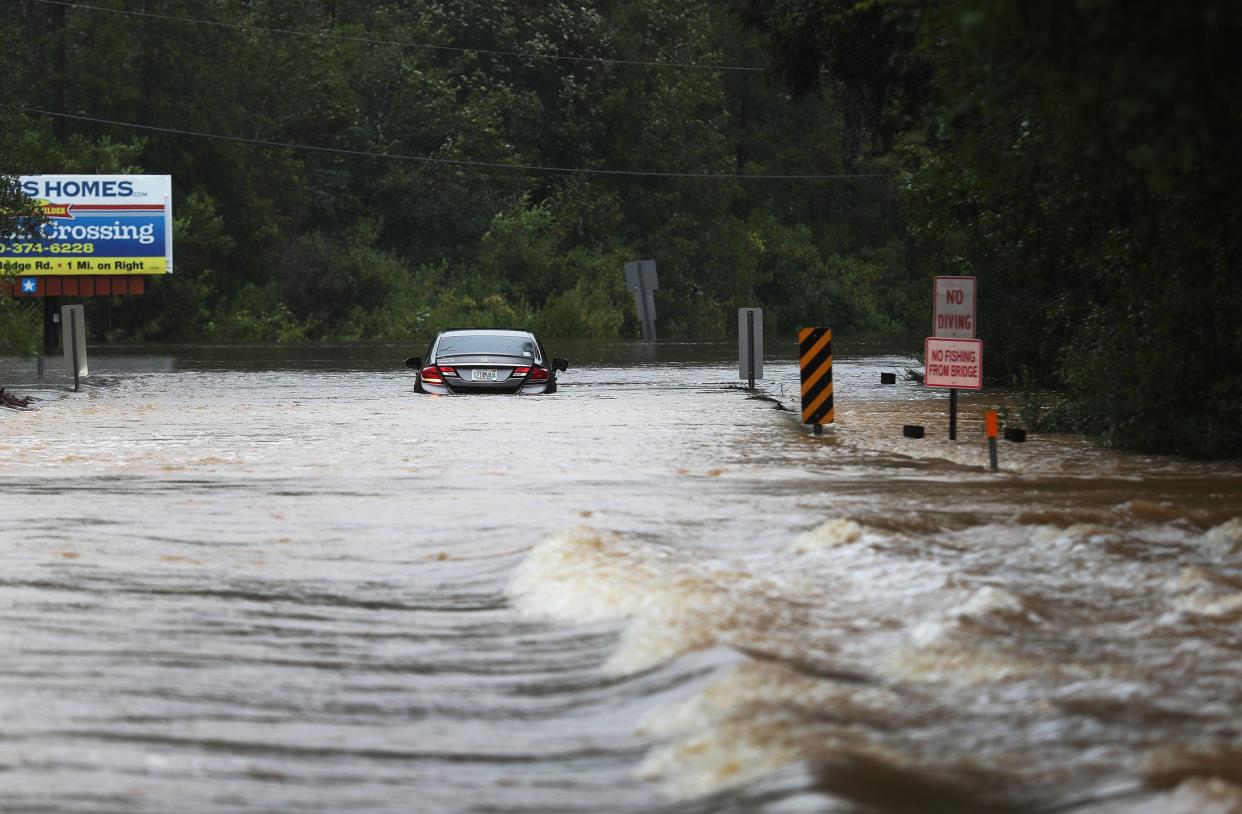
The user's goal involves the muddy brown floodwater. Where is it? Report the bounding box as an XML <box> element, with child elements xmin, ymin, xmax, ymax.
<box><xmin>1</xmin><ymin>339</ymin><xmax>1240</xmax><ymax>814</ymax></box>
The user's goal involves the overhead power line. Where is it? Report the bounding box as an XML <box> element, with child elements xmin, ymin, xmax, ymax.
<box><xmin>21</xmin><ymin>108</ymin><xmax>894</xmax><ymax>181</ymax></box>
<box><xmin>31</xmin><ymin>0</ymin><xmax>768</xmax><ymax>73</ymax></box>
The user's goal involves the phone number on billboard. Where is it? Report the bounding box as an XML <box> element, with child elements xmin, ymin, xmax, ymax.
<box><xmin>0</xmin><ymin>242</ymin><xmax>96</xmax><ymax>254</ymax></box>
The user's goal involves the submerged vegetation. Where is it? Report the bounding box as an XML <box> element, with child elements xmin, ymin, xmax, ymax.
<box><xmin>2</xmin><ymin>1</ymin><xmax>1240</xmax><ymax>456</ymax></box>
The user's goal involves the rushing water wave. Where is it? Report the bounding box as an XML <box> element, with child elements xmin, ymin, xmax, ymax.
<box><xmin>1</xmin><ymin>341</ymin><xmax>1240</xmax><ymax>813</ymax></box>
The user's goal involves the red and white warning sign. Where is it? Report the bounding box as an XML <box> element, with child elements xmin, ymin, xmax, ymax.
<box><xmin>933</xmin><ymin>276</ymin><xmax>976</xmax><ymax>338</ymax></box>
<box><xmin>924</xmin><ymin>337</ymin><xmax>983</xmax><ymax>389</ymax></box>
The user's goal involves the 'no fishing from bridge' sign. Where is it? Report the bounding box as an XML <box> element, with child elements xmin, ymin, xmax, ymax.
<box><xmin>924</xmin><ymin>337</ymin><xmax>983</xmax><ymax>389</ymax></box>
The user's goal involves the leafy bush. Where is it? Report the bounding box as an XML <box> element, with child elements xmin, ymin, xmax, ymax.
<box><xmin>0</xmin><ymin>298</ymin><xmax>40</xmax><ymax>355</ymax></box>
<box><xmin>207</xmin><ymin>284</ymin><xmax>307</xmax><ymax>343</ymax></box>
<box><xmin>417</xmin><ymin>291</ymin><xmax>534</xmax><ymax>336</ymax></box>
<box><xmin>534</xmin><ymin>276</ymin><xmax>626</xmax><ymax>338</ymax></box>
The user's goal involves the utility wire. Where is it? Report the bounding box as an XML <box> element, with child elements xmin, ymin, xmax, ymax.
<box><xmin>20</xmin><ymin>108</ymin><xmax>895</xmax><ymax>181</ymax></box>
<box><xmin>31</xmin><ymin>0</ymin><xmax>769</xmax><ymax>73</ymax></box>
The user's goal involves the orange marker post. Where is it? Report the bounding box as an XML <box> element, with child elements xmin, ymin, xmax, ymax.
<box><xmin>985</xmin><ymin>409</ymin><xmax>999</xmax><ymax>471</ymax></box>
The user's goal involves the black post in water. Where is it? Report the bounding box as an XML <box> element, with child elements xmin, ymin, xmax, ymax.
<box><xmin>70</xmin><ymin>315</ymin><xmax>80</xmax><ymax>392</ymax></box>
<box><xmin>949</xmin><ymin>388</ymin><xmax>958</xmax><ymax>440</ymax></box>
<box><xmin>988</xmin><ymin>437</ymin><xmax>999</xmax><ymax>471</ymax></box>
<box><xmin>638</xmin><ymin>275</ymin><xmax>648</xmax><ymax>340</ymax></box>
<box><xmin>42</xmin><ymin>296</ymin><xmax>60</xmax><ymax>352</ymax></box>
<box><xmin>813</xmin><ymin>423</ymin><xmax>823</xmax><ymax>436</ymax></box>
<box><xmin>746</xmin><ymin>310</ymin><xmax>755</xmax><ymax>390</ymax></box>
<box><xmin>637</xmin><ymin>272</ymin><xmax>655</xmax><ymax>342</ymax></box>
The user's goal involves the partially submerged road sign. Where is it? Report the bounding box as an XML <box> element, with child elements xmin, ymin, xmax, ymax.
<box><xmin>738</xmin><ymin>307</ymin><xmax>763</xmax><ymax>384</ymax></box>
<box><xmin>61</xmin><ymin>304</ymin><xmax>87</xmax><ymax>391</ymax></box>
<box><xmin>799</xmin><ymin>327</ymin><xmax>834</xmax><ymax>426</ymax></box>
<box><xmin>624</xmin><ymin>259</ymin><xmax>658</xmax><ymax>341</ymax></box>
<box><xmin>933</xmin><ymin>276</ymin><xmax>976</xmax><ymax>338</ymax></box>
<box><xmin>924</xmin><ymin>337</ymin><xmax>983</xmax><ymax>389</ymax></box>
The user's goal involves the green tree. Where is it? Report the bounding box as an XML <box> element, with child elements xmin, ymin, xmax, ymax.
<box><xmin>742</xmin><ymin>0</ymin><xmax>1242</xmax><ymax>457</ymax></box>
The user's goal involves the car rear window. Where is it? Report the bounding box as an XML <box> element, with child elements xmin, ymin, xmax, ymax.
<box><xmin>437</xmin><ymin>335</ymin><xmax>535</xmax><ymax>358</ymax></box>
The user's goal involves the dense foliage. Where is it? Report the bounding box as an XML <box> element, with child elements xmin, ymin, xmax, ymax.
<box><xmin>3</xmin><ymin>1</ymin><xmax>1240</xmax><ymax>457</ymax></box>
<box><xmin>0</xmin><ymin>24</ymin><xmax>46</xmax><ymax>354</ymax></box>
<box><xmin>743</xmin><ymin>0</ymin><xmax>1242</xmax><ymax>457</ymax></box>
<box><xmin>2</xmin><ymin>0</ymin><xmax>914</xmax><ymax>347</ymax></box>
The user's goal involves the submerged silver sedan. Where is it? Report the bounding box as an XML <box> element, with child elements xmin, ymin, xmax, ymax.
<box><xmin>406</xmin><ymin>330</ymin><xmax>569</xmax><ymax>395</ymax></box>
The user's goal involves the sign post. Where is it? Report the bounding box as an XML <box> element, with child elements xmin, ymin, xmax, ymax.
<box><xmin>624</xmin><ymin>260</ymin><xmax>659</xmax><ymax>342</ymax></box>
<box><xmin>931</xmin><ymin>276</ymin><xmax>978</xmax><ymax>439</ymax></box>
<box><xmin>738</xmin><ymin>308</ymin><xmax>763</xmax><ymax>390</ymax></box>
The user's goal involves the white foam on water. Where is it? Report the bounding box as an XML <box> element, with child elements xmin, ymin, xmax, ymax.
<box><xmin>508</xmin><ymin>526</ymin><xmax>814</xmax><ymax>674</ymax></box>
<box><xmin>636</xmin><ymin>661</ymin><xmax>903</xmax><ymax>741</ymax></box>
<box><xmin>636</xmin><ymin>719</ymin><xmax>807</xmax><ymax>799</ymax></box>
<box><xmin>1168</xmin><ymin>566</ymin><xmax>1242</xmax><ymax>620</ymax></box>
<box><xmin>1078</xmin><ymin>778</ymin><xmax>1242</xmax><ymax>814</ymax></box>
<box><xmin>783</xmin><ymin>518</ymin><xmax>864</xmax><ymax>554</ymax></box>
<box><xmin>511</xmin><ymin>520</ymin><xmax>975</xmax><ymax>799</ymax></box>
<box><xmin>506</xmin><ymin>526</ymin><xmax>686</xmax><ymax>625</ymax></box>
<box><xmin>1161</xmin><ymin>779</ymin><xmax>1242</xmax><ymax>814</ymax></box>
<box><xmin>1205</xmin><ymin>517</ymin><xmax>1242</xmax><ymax>557</ymax></box>
<box><xmin>634</xmin><ymin>661</ymin><xmax>914</xmax><ymax>800</ymax></box>
<box><xmin>883</xmin><ymin>640</ymin><xmax>1084</xmax><ymax>685</ymax></box>
<box><xmin>1030</xmin><ymin>523</ymin><xmax>1124</xmax><ymax>548</ymax></box>
<box><xmin>509</xmin><ymin>512</ymin><xmax>1242</xmax><ymax>806</ymax></box>
<box><xmin>949</xmin><ymin>585</ymin><xmax>1042</xmax><ymax>624</ymax></box>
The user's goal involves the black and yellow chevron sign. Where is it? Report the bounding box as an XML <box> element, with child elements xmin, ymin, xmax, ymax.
<box><xmin>799</xmin><ymin>327</ymin><xmax>834</xmax><ymax>426</ymax></box>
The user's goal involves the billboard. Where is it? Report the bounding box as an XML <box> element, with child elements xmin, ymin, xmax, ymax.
<box><xmin>2</xmin><ymin>175</ymin><xmax>172</xmax><ymax>276</ymax></box>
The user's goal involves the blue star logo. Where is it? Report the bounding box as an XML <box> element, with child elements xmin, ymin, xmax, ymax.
<box><xmin>20</xmin><ymin>277</ymin><xmax>37</xmax><ymax>294</ymax></box>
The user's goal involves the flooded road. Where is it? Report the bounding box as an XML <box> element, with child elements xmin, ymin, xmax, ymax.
<box><xmin>1</xmin><ymin>340</ymin><xmax>1240</xmax><ymax>813</ymax></box>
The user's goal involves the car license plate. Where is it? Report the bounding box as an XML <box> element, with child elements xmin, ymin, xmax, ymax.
<box><xmin>472</xmin><ymin>369</ymin><xmax>497</xmax><ymax>382</ymax></box>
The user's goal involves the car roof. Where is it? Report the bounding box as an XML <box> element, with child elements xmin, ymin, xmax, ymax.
<box><xmin>439</xmin><ymin>329</ymin><xmax>533</xmax><ymax>337</ymax></box>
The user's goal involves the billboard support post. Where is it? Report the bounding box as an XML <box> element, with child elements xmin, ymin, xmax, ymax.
<box><xmin>42</xmin><ymin>296</ymin><xmax>60</xmax><ymax>351</ymax></box>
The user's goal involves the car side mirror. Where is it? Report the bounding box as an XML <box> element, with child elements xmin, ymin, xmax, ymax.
<box><xmin>406</xmin><ymin>356</ymin><xmax>422</xmax><ymax>369</ymax></box>
<box><xmin>552</xmin><ymin>357</ymin><xmax>569</xmax><ymax>372</ymax></box>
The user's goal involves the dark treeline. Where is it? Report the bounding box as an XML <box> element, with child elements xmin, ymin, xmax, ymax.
<box><xmin>2</xmin><ymin>1</ymin><xmax>1241</xmax><ymax>457</ymax></box>
<box><xmin>740</xmin><ymin>0</ymin><xmax>1242</xmax><ymax>457</ymax></box>
<box><xmin>1</xmin><ymin>0</ymin><xmax>913</xmax><ymax>347</ymax></box>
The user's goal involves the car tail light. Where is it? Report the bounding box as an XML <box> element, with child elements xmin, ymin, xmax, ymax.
<box><xmin>438</xmin><ymin>365</ymin><xmax>456</xmax><ymax>376</ymax></box>
<box><xmin>421</xmin><ymin>365</ymin><xmax>444</xmax><ymax>384</ymax></box>
<box><xmin>512</xmin><ymin>366</ymin><xmax>529</xmax><ymax>376</ymax></box>
<box><xmin>528</xmin><ymin>366</ymin><xmax>549</xmax><ymax>381</ymax></box>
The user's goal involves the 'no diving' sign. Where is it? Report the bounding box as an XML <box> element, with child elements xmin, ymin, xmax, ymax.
<box><xmin>799</xmin><ymin>327</ymin><xmax>834</xmax><ymax>426</ymax></box>
<box><xmin>933</xmin><ymin>276</ymin><xmax>976</xmax><ymax>338</ymax></box>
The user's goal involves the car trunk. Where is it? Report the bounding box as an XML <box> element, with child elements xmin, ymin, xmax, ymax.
<box><xmin>437</xmin><ymin>353</ymin><xmax>531</xmax><ymax>390</ymax></box>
